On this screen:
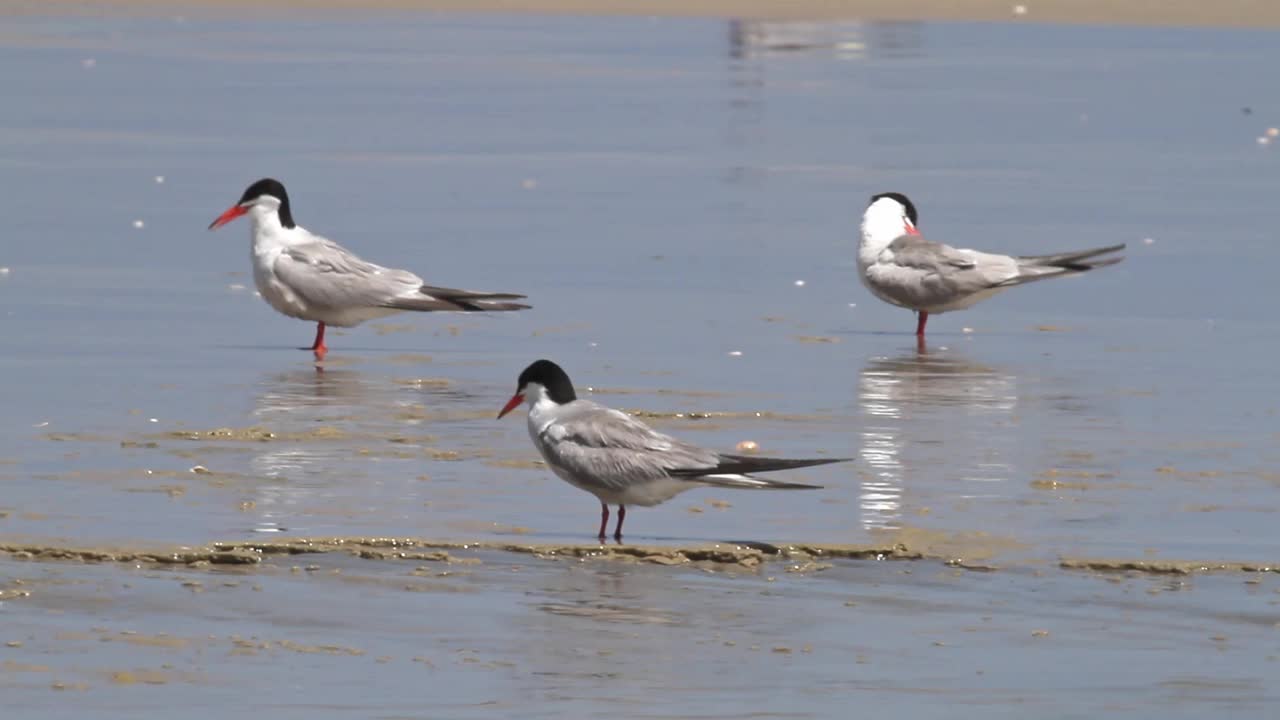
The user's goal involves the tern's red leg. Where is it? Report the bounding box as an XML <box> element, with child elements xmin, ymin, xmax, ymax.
<box><xmin>915</xmin><ymin>311</ymin><xmax>929</xmax><ymax>337</ymax></box>
<box><xmin>309</xmin><ymin>322</ymin><xmax>328</xmax><ymax>361</ymax></box>
<box><xmin>614</xmin><ymin>505</ymin><xmax>626</xmax><ymax>542</ymax></box>
<box><xmin>597</xmin><ymin>502</ymin><xmax>609</xmax><ymax>542</ymax></box>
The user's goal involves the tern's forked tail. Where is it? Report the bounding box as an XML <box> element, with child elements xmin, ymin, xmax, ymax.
<box><xmin>1008</xmin><ymin>243</ymin><xmax>1126</xmax><ymax>285</ymax></box>
<box><xmin>690</xmin><ymin>474</ymin><xmax>824</xmax><ymax>491</ymax></box>
<box><xmin>383</xmin><ymin>284</ymin><xmax>531</xmax><ymax>313</ymax></box>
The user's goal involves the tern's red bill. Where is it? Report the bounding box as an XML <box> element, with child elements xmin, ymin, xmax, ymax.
<box><xmin>497</xmin><ymin>393</ymin><xmax>524</xmax><ymax>419</ymax></box>
<box><xmin>208</xmin><ymin>205</ymin><xmax>248</xmax><ymax>230</ymax></box>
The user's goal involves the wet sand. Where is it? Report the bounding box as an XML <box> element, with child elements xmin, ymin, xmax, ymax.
<box><xmin>15</xmin><ymin>0</ymin><xmax>1280</xmax><ymax>28</ymax></box>
<box><xmin>3</xmin><ymin>534</ymin><xmax>1277</xmax><ymax>575</ymax></box>
<box><xmin>4</xmin><ymin>546</ymin><xmax>1278</xmax><ymax>717</ymax></box>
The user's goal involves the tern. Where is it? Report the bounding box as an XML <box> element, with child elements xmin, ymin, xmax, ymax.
<box><xmin>497</xmin><ymin>359</ymin><xmax>848</xmax><ymax>542</ymax></box>
<box><xmin>858</xmin><ymin>192</ymin><xmax>1125</xmax><ymax>339</ymax></box>
<box><xmin>209</xmin><ymin>178</ymin><xmax>530</xmax><ymax>360</ymax></box>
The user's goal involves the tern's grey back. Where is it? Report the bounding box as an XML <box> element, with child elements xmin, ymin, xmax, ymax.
<box><xmin>530</xmin><ymin>399</ymin><xmax>721</xmax><ymax>502</ymax></box>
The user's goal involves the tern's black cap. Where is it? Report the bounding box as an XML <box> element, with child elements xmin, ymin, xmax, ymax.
<box><xmin>238</xmin><ymin>178</ymin><xmax>295</xmax><ymax>229</ymax></box>
<box><xmin>517</xmin><ymin>359</ymin><xmax>577</xmax><ymax>404</ymax></box>
<box><xmin>869</xmin><ymin>192</ymin><xmax>917</xmax><ymax>227</ymax></box>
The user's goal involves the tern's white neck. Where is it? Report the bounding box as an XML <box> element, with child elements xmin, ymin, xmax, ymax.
<box><xmin>524</xmin><ymin>383</ymin><xmax>563</xmax><ymax>434</ymax></box>
<box><xmin>859</xmin><ymin>199</ymin><xmax>911</xmax><ymax>268</ymax></box>
<box><xmin>246</xmin><ymin>200</ymin><xmax>306</xmax><ymax>253</ymax></box>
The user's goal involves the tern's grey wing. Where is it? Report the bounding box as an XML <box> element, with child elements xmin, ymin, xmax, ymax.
<box><xmin>274</xmin><ymin>238</ymin><xmax>423</xmax><ymax>311</ymax></box>
<box><xmin>867</xmin><ymin>233</ymin><xmax>1018</xmax><ymax>310</ymax></box>
<box><xmin>538</xmin><ymin>402</ymin><xmax>720</xmax><ymax>492</ymax></box>
<box><xmin>885</xmin><ymin>234</ymin><xmax>979</xmax><ymax>273</ymax></box>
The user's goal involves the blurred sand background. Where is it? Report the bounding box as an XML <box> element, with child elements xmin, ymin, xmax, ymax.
<box><xmin>10</xmin><ymin>0</ymin><xmax>1280</xmax><ymax>28</ymax></box>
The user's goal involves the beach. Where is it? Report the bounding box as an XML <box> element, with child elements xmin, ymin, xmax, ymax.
<box><xmin>2</xmin><ymin>4</ymin><xmax>1278</xmax><ymax>717</ymax></box>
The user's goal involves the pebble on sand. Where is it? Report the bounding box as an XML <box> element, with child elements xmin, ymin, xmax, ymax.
<box><xmin>735</xmin><ymin>440</ymin><xmax>759</xmax><ymax>453</ymax></box>
<box><xmin>133</xmin><ymin>220</ymin><xmax>145</xmax><ymax>229</ymax></box>
<box><xmin>728</xmin><ymin>350</ymin><xmax>743</xmax><ymax>357</ymax></box>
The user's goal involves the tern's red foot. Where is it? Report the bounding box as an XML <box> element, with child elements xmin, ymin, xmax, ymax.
<box><xmin>307</xmin><ymin>322</ymin><xmax>328</xmax><ymax>360</ymax></box>
<box><xmin>597</xmin><ymin>502</ymin><xmax>609</xmax><ymax>543</ymax></box>
<box><xmin>308</xmin><ymin>322</ymin><xmax>328</xmax><ymax>349</ymax></box>
<box><xmin>915</xmin><ymin>311</ymin><xmax>929</xmax><ymax>337</ymax></box>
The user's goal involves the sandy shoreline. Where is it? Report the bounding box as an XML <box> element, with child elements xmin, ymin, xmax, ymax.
<box><xmin>3</xmin><ymin>535</ymin><xmax>1277</xmax><ymax>576</ymax></box>
<box><xmin>10</xmin><ymin>0</ymin><xmax>1280</xmax><ymax>28</ymax></box>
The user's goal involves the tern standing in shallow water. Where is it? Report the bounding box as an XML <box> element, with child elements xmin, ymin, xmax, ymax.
<box><xmin>209</xmin><ymin>178</ymin><xmax>530</xmax><ymax>360</ymax></box>
<box><xmin>858</xmin><ymin>192</ymin><xmax>1125</xmax><ymax>341</ymax></box>
<box><xmin>497</xmin><ymin>359</ymin><xmax>849</xmax><ymax>542</ymax></box>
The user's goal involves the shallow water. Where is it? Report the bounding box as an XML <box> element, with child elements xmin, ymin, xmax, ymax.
<box><xmin>2</xmin><ymin>9</ymin><xmax>1278</xmax><ymax>717</ymax></box>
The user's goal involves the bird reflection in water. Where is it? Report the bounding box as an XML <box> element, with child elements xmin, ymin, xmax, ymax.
<box><xmin>239</xmin><ymin>367</ymin><xmax>486</xmax><ymax>534</ymax></box>
<box><xmin>253</xmin><ymin>367</ymin><xmax>375</xmax><ymax>418</ymax></box>
<box><xmin>856</xmin><ymin>346</ymin><xmax>1018</xmax><ymax>530</ymax></box>
<box><xmin>245</xmin><ymin>367</ymin><xmax>454</xmax><ymax>532</ymax></box>
<box><xmin>242</xmin><ymin>368</ymin><xmax>382</xmax><ymax>533</ymax></box>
